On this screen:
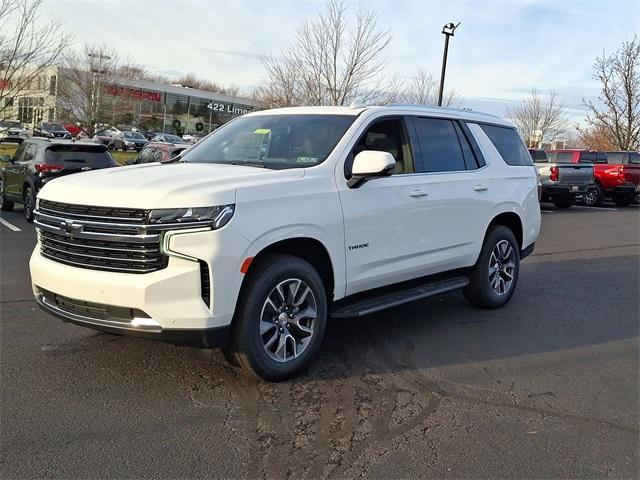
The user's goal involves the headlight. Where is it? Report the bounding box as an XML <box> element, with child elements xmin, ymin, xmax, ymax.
<box><xmin>149</xmin><ymin>205</ymin><xmax>234</xmax><ymax>228</ymax></box>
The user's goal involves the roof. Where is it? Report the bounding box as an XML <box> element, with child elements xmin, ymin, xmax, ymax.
<box><xmin>25</xmin><ymin>138</ymin><xmax>107</xmax><ymax>147</ymax></box>
<box><xmin>246</xmin><ymin>104</ymin><xmax>512</xmax><ymax>126</ymax></box>
<box><xmin>111</xmin><ymin>76</ymin><xmax>266</xmax><ymax>108</ymax></box>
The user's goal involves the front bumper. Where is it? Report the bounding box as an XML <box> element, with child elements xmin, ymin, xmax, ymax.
<box><xmin>35</xmin><ymin>290</ymin><xmax>229</xmax><ymax>347</ymax></box>
<box><xmin>30</xmin><ymin>226</ymin><xmax>249</xmax><ymax>339</ymax></box>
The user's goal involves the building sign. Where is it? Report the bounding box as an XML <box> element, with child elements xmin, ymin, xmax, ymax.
<box><xmin>104</xmin><ymin>85</ymin><xmax>163</xmax><ymax>103</ymax></box>
<box><xmin>207</xmin><ymin>102</ymin><xmax>250</xmax><ymax>116</ymax></box>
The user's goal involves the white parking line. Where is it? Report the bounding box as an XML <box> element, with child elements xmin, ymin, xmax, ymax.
<box><xmin>0</xmin><ymin>216</ymin><xmax>21</xmax><ymax>232</ymax></box>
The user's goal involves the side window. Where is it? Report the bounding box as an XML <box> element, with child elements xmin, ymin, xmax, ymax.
<box><xmin>23</xmin><ymin>144</ymin><xmax>37</xmax><ymax>162</ymax></box>
<box><xmin>348</xmin><ymin>118</ymin><xmax>410</xmax><ymax>175</ymax></box>
<box><xmin>548</xmin><ymin>152</ymin><xmax>557</xmax><ymax>162</ymax></box>
<box><xmin>557</xmin><ymin>152</ymin><xmax>574</xmax><ymax>163</ymax></box>
<box><xmin>138</xmin><ymin>148</ymin><xmax>154</xmax><ymax>163</ymax></box>
<box><xmin>596</xmin><ymin>152</ymin><xmax>608</xmax><ymax>164</ymax></box>
<box><xmin>12</xmin><ymin>144</ymin><xmax>27</xmax><ymax>162</ymax></box>
<box><xmin>578</xmin><ymin>151</ymin><xmax>597</xmax><ymax>163</ymax></box>
<box><xmin>479</xmin><ymin>124</ymin><xmax>532</xmax><ymax>166</ymax></box>
<box><xmin>412</xmin><ymin>117</ymin><xmax>466</xmax><ymax>173</ymax></box>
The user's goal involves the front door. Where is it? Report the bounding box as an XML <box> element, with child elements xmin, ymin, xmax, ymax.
<box><xmin>338</xmin><ymin>117</ymin><xmax>433</xmax><ymax>295</ymax></box>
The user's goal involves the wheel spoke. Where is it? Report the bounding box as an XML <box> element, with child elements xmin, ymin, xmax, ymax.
<box><xmin>275</xmin><ymin>333</ymin><xmax>287</xmax><ymax>360</ymax></box>
<box><xmin>287</xmin><ymin>279</ymin><xmax>302</xmax><ymax>304</ymax></box>
<box><xmin>260</xmin><ymin>319</ymin><xmax>275</xmax><ymax>335</ymax></box>
<box><xmin>264</xmin><ymin>330</ymin><xmax>279</xmax><ymax>350</ymax></box>
<box><xmin>293</xmin><ymin>286</ymin><xmax>312</xmax><ymax>307</ymax></box>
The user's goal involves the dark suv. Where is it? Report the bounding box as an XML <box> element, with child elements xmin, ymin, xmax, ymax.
<box><xmin>33</xmin><ymin>122</ymin><xmax>72</xmax><ymax>139</ymax></box>
<box><xmin>0</xmin><ymin>139</ymin><xmax>118</xmax><ymax>221</ymax></box>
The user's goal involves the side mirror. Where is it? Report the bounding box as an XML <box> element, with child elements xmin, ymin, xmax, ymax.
<box><xmin>348</xmin><ymin>150</ymin><xmax>396</xmax><ymax>188</ymax></box>
<box><xmin>0</xmin><ymin>154</ymin><xmax>12</xmax><ymax>163</ymax></box>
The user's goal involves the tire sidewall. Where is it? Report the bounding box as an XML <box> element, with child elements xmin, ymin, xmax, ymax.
<box><xmin>234</xmin><ymin>256</ymin><xmax>327</xmax><ymax>380</ymax></box>
<box><xmin>23</xmin><ymin>185</ymin><xmax>35</xmax><ymax>221</ymax></box>
<box><xmin>475</xmin><ymin>227</ymin><xmax>520</xmax><ymax>307</ymax></box>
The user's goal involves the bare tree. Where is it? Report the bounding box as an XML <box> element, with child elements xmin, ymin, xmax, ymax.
<box><xmin>400</xmin><ymin>68</ymin><xmax>456</xmax><ymax>106</ymax></box>
<box><xmin>174</xmin><ymin>73</ymin><xmax>239</xmax><ymax>96</ymax></box>
<box><xmin>584</xmin><ymin>36</ymin><xmax>640</xmax><ymax>150</ymax></box>
<box><xmin>56</xmin><ymin>44</ymin><xmax>121</xmax><ymax>132</ymax></box>
<box><xmin>0</xmin><ymin>0</ymin><xmax>69</xmax><ymax>118</ymax></box>
<box><xmin>257</xmin><ymin>0</ymin><xmax>392</xmax><ymax>107</ymax></box>
<box><xmin>507</xmin><ymin>89</ymin><xmax>568</xmax><ymax>148</ymax></box>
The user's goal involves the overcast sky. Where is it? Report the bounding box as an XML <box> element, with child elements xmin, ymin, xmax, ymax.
<box><xmin>45</xmin><ymin>0</ymin><xmax>639</xmax><ymax>125</ymax></box>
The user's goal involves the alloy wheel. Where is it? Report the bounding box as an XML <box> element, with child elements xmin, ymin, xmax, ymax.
<box><xmin>582</xmin><ymin>189</ymin><xmax>597</xmax><ymax>207</ymax></box>
<box><xmin>0</xmin><ymin>180</ymin><xmax>4</xmax><ymax>208</ymax></box>
<box><xmin>488</xmin><ymin>240</ymin><xmax>516</xmax><ymax>296</ymax></box>
<box><xmin>259</xmin><ymin>278</ymin><xmax>317</xmax><ymax>363</ymax></box>
<box><xmin>23</xmin><ymin>187</ymin><xmax>33</xmax><ymax>219</ymax></box>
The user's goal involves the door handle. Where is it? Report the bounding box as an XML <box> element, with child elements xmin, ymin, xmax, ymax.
<box><xmin>473</xmin><ymin>184</ymin><xmax>488</xmax><ymax>192</ymax></box>
<box><xmin>409</xmin><ymin>189</ymin><xmax>429</xmax><ymax>198</ymax></box>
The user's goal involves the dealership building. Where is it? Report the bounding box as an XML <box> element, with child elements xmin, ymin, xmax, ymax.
<box><xmin>2</xmin><ymin>66</ymin><xmax>265</xmax><ymax>134</ymax></box>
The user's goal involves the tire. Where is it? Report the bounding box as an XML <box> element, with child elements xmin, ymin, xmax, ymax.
<box><xmin>581</xmin><ymin>188</ymin><xmax>598</xmax><ymax>207</ymax></box>
<box><xmin>553</xmin><ymin>197</ymin><xmax>573</xmax><ymax>209</ymax></box>
<box><xmin>23</xmin><ymin>185</ymin><xmax>35</xmax><ymax>222</ymax></box>
<box><xmin>590</xmin><ymin>183</ymin><xmax>605</xmax><ymax>207</ymax></box>
<box><xmin>225</xmin><ymin>254</ymin><xmax>328</xmax><ymax>381</ymax></box>
<box><xmin>0</xmin><ymin>179</ymin><xmax>14</xmax><ymax>212</ymax></box>
<box><xmin>464</xmin><ymin>225</ymin><xmax>520</xmax><ymax>309</ymax></box>
<box><xmin>613</xmin><ymin>196</ymin><xmax>632</xmax><ymax>207</ymax></box>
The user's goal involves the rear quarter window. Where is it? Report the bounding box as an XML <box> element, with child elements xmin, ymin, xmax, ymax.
<box><xmin>479</xmin><ymin>124</ymin><xmax>532</xmax><ymax>166</ymax></box>
<box><xmin>556</xmin><ymin>152</ymin><xmax>574</xmax><ymax>163</ymax></box>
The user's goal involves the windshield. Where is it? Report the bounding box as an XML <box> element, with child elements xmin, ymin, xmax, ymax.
<box><xmin>124</xmin><ymin>131</ymin><xmax>144</xmax><ymax>139</ymax></box>
<box><xmin>182</xmin><ymin>114</ymin><xmax>355</xmax><ymax>169</ymax></box>
<box><xmin>162</xmin><ymin>134</ymin><xmax>184</xmax><ymax>143</ymax></box>
<box><xmin>42</xmin><ymin>122</ymin><xmax>66</xmax><ymax>131</ymax></box>
<box><xmin>0</xmin><ymin>121</ymin><xmax>21</xmax><ymax>129</ymax></box>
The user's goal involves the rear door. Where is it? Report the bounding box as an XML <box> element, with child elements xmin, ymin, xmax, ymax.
<box><xmin>3</xmin><ymin>143</ymin><xmax>27</xmax><ymax>197</ymax></box>
<box><xmin>408</xmin><ymin>116</ymin><xmax>494</xmax><ymax>271</ymax></box>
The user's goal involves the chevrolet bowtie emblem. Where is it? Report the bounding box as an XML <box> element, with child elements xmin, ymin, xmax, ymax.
<box><xmin>63</xmin><ymin>220</ymin><xmax>83</xmax><ymax>237</ymax></box>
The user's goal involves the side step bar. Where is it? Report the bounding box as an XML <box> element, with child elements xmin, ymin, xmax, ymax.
<box><xmin>330</xmin><ymin>276</ymin><xmax>469</xmax><ymax>318</ymax></box>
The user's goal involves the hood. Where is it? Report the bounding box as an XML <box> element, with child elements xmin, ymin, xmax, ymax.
<box><xmin>37</xmin><ymin>162</ymin><xmax>305</xmax><ymax>208</ymax></box>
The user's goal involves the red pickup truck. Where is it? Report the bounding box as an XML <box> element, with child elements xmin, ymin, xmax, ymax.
<box><xmin>547</xmin><ymin>150</ymin><xmax>639</xmax><ymax>206</ymax></box>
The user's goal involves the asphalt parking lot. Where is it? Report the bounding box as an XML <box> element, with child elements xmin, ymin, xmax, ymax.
<box><xmin>1</xmin><ymin>203</ymin><xmax>638</xmax><ymax>479</ymax></box>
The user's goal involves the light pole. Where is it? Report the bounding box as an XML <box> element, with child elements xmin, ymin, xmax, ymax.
<box><xmin>437</xmin><ymin>22</ymin><xmax>460</xmax><ymax>107</ymax></box>
<box><xmin>88</xmin><ymin>52</ymin><xmax>111</xmax><ymax>133</ymax></box>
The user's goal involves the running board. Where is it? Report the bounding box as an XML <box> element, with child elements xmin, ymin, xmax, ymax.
<box><xmin>330</xmin><ymin>276</ymin><xmax>469</xmax><ymax>318</ymax></box>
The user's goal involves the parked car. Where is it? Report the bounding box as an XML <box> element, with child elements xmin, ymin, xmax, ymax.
<box><xmin>62</xmin><ymin>123</ymin><xmax>83</xmax><ymax>137</ymax></box>
<box><xmin>116</xmin><ymin>125</ymin><xmax>149</xmax><ymax>138</ymax></box>
<box><xmin>0</xmin><ymin>120</ymin><xmax>30</xmax><ymax>144</ymax></box>
<box><xmin>605</xmin><ymin>151</ymin><xmax>640</xmax><ymax>203</ymax></box>
<box><xmin>529</xmin><ymin>148</ymin><xmax>594</xmax><ymax>208</ymax></box>
<box><xmin>182</xmin><ymin>133</ymin><xmax>206</xmax><ymax>144</ymax></box>
<box><xmin>92</xmin><ymin>129</ymin><xmax>117</xmax><ymax>146</ymax></box>
<box><xmin>150</xmin><ymin>133</ymin><xmax>185</xmax><ymax>144</ymax></box>
<box><xmin>126</xmin><ymin>142</ymin><xmax>189</xmax><ymax>164</ymax></box>
<box><xmin>0</xmin><ymin>139</ymin><xmax>118</xmax><ymax>221</ymax></box>
<box><xmin>29</xmin><ymin>105</ymin><xmax>541</xmax><ymax>380</ymax></box>
<box><xmin>547</xmin><ymin>149</ymin><xmax>638</xmax><ymax>206</ymax></box>
<box><xmin>33</xmin><ymin>122</ymin><xmax>71</xmax><ymax>139</ymax></box>
<box><xmin>111</xmin><ymin>131</ymin><xmax>149</xmax><ymax>151</ymax></box>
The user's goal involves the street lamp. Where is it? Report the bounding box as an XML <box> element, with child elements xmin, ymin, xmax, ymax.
<box><xmin>437</xmin><ymin>22</ymin><xmax>460</xmax><ymax>107</ymax></box>
<box><xmin>88</xmin><ymin>52</ymin><xmax>112</xmax><ymax>132</ymax></box>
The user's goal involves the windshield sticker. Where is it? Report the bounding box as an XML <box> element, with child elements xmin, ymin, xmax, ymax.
<box><xmin>254</xmin><ymin>128</ymin><xmax>271</xmax><ymax>135</ymax></box>
<box><xmin>296</xmin><ymin>157</ymin><xmax>318</xmax><ymax>164</ymax></box>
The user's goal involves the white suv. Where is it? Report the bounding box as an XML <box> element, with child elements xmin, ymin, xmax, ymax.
<box><xmin>30</xmin><ymin>105</ymin><xmax>541</xmax><ymax>380</ymax></box>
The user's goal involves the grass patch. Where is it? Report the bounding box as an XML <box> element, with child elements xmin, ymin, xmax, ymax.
<box><xmin>0</xmin><ymin>142</ymin><xmax>137</xmax><ymax>165</ymax></box>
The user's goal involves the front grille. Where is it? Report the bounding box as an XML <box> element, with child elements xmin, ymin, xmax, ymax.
<box><xmin>35</xmin><ymin>200</ymin><xmax>166</xmax><ymax>274</ymax></box>
<box><xmin>40</xmin><ymin>289</ymin><xmax>149</xmax><ymax>321</ymax></box>
<box><xmin>39</xmin><ymin>199</ymin><xmax>149</xmax><ymax>223</ymax></box>
<box><xmin>40</xmin><ymin>231</ymin><xmax>168</xmax><ymax>273</ymax></box>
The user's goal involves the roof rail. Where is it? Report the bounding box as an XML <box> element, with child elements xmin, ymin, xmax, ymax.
<box><xmin>385</xmin><ymin>103</ymin><xmax>502</xmax><ymax>119</ymax></box>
